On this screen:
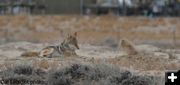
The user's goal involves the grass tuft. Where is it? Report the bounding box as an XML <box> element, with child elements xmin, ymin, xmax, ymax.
<box><xmin>0</xmin><ymin>63</ymin><xmax>164</xmax><ymax>85</ymax></box>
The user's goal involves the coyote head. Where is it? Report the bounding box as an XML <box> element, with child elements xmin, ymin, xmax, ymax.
<box><xmin>64</xmin><ymin>32</ymin><xmax>79</xmax><ymax>49</ymax></box>
<box><xmin>120</xmin><ymin>39</ymin><xmax>138</xmax><ymax>55</ymax></box>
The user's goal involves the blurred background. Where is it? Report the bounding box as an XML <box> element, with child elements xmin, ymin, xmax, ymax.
<box><xmin>0</xmin><ymin>0</ymin><xmax>180</xmax><ymax>16</ymax></box>
<box><xmin>0</xmin><ymin>0</ymin><xmax>179</xmax><ymax>48</ymax></box>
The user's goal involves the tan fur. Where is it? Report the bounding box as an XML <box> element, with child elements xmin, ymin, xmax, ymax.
<box><xmin>120</xmin><ymin>39</ymin><xmax>138</xmax><ymax>55</ymax></box>
<box><xmin>21</xmin><ymin>32</ymin><xmax>79</xmax><ymax>58</ymax></box>
<box><xmin>39</xmin><ymin>47</ymin><xmax>54</xmax><ymax>57</ymax></box>
<box><xmin>21</xmin><ymin>51</ymin><xmax>39</xmax><ymax>57</ymax></box>
<box><xmin>64</xmin><ymin>32</ymin><xmax>79</xmax><ymax>49</ymax></box>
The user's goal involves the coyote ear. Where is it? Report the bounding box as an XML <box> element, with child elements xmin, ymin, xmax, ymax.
<box><xmin>74</xmin><ymin>32</ymin><xmax>77</xmax><ymax>37</ymax></box>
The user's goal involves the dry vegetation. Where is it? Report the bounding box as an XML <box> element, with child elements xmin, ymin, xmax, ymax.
<box><xmin>0</xmin><ymin>15</ymin><xmax>180</xmax><ymax>85</ymax></box>
<box><xmin>0</xmin><ymin>15</ymin><xmax>180</xmax><ymax>46</ymax></box>
<box><xmin>0</xmin><ymin>63</ymin><xmax>164</xmax><ymax>85</ymax></box>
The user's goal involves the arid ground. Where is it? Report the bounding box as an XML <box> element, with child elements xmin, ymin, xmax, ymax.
<box><xmin>0</xmin><ymin>15</ymin><xmax>180</xmax><ymax>85</ymax></box>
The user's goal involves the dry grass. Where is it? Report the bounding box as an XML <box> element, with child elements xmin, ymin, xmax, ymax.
<box><xmin>0</xmin><ymin>15</ymin><xmax>179</xmax><ymax>84</ymax></box>
<box><xmin>0</xmin><ymin>15</ymin><xmax>180</xmax><ymax>44</ymax></box>
<box><xmin>33</xmin><ymin>59</ymin><xmax>50</xmax><ymax>70</ymax></box>
<box><xmin>109</xmin><ymin>54</ymin><xmax>180</xmax><ymax>71</ymax></box>
<box><xmin>0</xmin><ymin>63</ymin><xmax>164</xmax><ymax>85</ymax></box>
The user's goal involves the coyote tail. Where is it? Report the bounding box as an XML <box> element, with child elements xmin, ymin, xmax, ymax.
<box><xmin>21</xmin><ymin>51</ymin><xmax>39</xmax><ymax>57</ymax></box>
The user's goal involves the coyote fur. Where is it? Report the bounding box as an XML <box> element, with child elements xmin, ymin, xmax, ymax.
<box><xmin>21</xmin><ymin>32</ymin><xmax>79</xmax><ymax>57</ymax></box>
<box><xmin>120</xmin><ymin>39</ymin><xmax>138</xmax><ymax>55</ymax></box>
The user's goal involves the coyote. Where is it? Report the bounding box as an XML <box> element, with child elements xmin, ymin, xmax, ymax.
<box><xmin>21</xmin><ymin>32</ymin><xmax>79</xmax><ymax>57</ymax></box>
<box><xmin>120</xmin><ymin>39</ymin><xmax>138</xmax><ymax>55</ymax></box>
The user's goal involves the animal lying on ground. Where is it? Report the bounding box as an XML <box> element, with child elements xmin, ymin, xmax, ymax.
<box><xmin>21</xmin><ymin>32</ymin><xmax>79</xmax><ymax>58</ymax></box>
